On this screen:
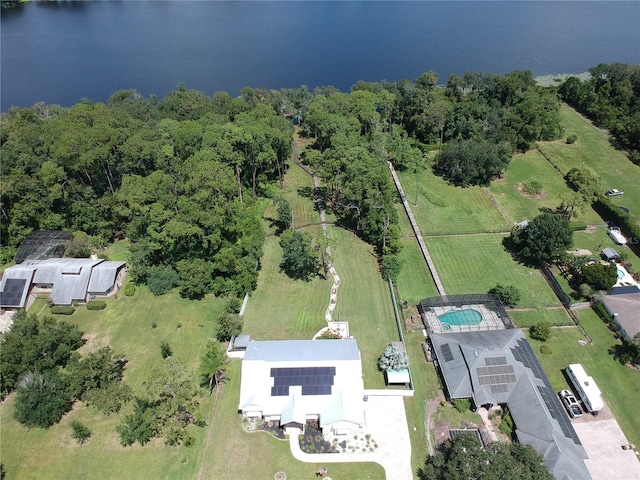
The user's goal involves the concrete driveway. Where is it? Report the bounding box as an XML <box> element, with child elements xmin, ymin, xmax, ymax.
<box><xmin>288</xmin><ymin>394</ymin><xmax>413</xmax><ymax>480</ymax></box>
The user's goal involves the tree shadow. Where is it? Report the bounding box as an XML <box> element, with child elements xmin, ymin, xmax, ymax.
<box><xmin>297</xmin><ymin>186</ymin><xmax>331</xmax><ymax>213</ymax></box>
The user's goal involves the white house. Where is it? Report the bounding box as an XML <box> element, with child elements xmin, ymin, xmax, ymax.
<box><xmin>238</xmin><ymin>339</ymin><xmax>366</xmax><ymax>435</ymax></box>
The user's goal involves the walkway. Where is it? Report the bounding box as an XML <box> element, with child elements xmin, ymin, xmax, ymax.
<box><xmin>293</xmin><ymin>140</ymin><xmax>342</xmax><ymax>325</ymax></box>
<box><xmin>287</xmin><ymin>395</ymin><xmax>413</xmax><ymax>480</ymax></box>
<box><xmin>387</xmin><ymin>161</ymin><xmax>446</xmax><ymax>295</ymax></box>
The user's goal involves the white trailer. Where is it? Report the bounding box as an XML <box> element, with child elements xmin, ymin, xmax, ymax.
<box><xmin>565</xmin><ymin>363</ymin><xmax>603</xmax><ymax>414</ymax></box>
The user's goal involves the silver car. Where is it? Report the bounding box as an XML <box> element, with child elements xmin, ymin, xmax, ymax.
<box><xmin>560</xmin><ymin>389</ymin><xmax>583</xmax><ymax>418</ymax></box>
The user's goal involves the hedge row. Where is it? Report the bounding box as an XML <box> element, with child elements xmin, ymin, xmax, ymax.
<box><xmin>50</xmin><ymin>306</ymin><xmax>75</xmax><ymax>315</ymax></box>
<box><xmin>86</xmin><ymin>300</ymin><xmax>107</xmax><ymax>310</ymax></box>
<box><xmin>593</xmin><ymin>197</ymin><xmax>640</xmax><ymax>246</ymax></box>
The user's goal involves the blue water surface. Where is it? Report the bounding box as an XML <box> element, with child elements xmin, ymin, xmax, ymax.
<box><xmin>2</xmin><ymin>1</ymin><xmax>639</xmax><ymax>109</ymax></box>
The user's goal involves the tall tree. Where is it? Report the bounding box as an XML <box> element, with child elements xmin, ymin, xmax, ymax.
<box><xmin>200</xmin><ymin>341</ymin><xmax>228</xmax><ymax>392</ymax></box>
<box><xmin>511</xmin><ymin>211</ymin><xmax>573</xmax><ymax>262</ymax></box>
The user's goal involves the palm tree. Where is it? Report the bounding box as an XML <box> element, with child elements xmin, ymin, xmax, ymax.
<box><xmin>200</xmin><ymin>340</ymin><xmax>228</xmax><ymax>392</ymax></box>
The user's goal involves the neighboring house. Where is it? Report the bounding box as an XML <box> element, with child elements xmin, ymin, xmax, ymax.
<box><xmin>430</xmin><ymin>329</ymin><xmax>590</xmax><ymax>480</ymax></box>
<box><xmin>0</xmin><ymin>258</ymin><xmax>126</xmax><ymax>309</ymax></box>
<box><xmin>602</xmin><ymin>286</ymin><xmax>640</xmax><ymax>341</ymax></box>
<box><xmin>238</xmin><ymin>339</ymin><xmax>365</xmax><ymax>435</ymax></box>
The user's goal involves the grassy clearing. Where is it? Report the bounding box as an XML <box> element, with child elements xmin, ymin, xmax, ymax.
<box><xmin>328</xmin><ymin>227</ymin><xmax>398</xmax><ymax>388</ymax></box>
<box><xmin>537</xmin><ymin>104</ymin><xmax>640</xmax><ymax>216</ymax></box>
<box><xmin>395</xmin><ymin>236</ymin><xmax>439</xmax><ymax>305</ymax></box>
<box><xmin>200</xmin><ymin>360</ymin><xmax>385</xmax><ymax>480</ymax></box>
<box><xmin>508</xmin><ymin>308</ymin><xmax>574</xmax><ymax>328</ymax></box>
<box><xmin>488</xmin><ymin>150</ymin><xmax>600</xmax><ymax>225</ymax></box>
<box><xmin>426</xmin><ymin>234</ymin><xmax>559</xmax><ymax>308</ymax></box>
<box><xmin>242</xmin><ymin>230</ymin><xmax>330</xmax><ymax>341</ymax></box>
<box><xmin>0</xmin><ymin>289</ymin><xmax>225</xmax><ymax>480</ymax></box>
<box><xmin>396</xmin><ymin>168</ymin><xmax>508</xmax><ymax>235</ymax></box>
<box><xmin>530</xmin><ymin>308</ymin><xmax>640</xmax><ymax>448</ymax></box>
<box><xmin>402</xmin><ymin>330</ymin><xmax>443</xmax><ymax>474</ymax></box>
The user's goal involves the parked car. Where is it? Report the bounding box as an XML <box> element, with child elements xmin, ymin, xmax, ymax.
<box><xmin>560</xmin><ymin>389</ymin><xmax>583</xmax><ymax>418</ymax></box>
<box><xmin>605</xmin><ymin>189</ymin><xmax>624</xmax><ymax>197</ymax></box>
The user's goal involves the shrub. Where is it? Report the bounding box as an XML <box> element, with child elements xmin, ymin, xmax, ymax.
<box><xmin>226</xmin><ymin>297</ymin><xmax>242</xmax><ymax>314</ymax></box>
<box><xmin>578</xmin><ymin>283</ymin><xmax>594</xmax><ymax>299</ymax></box>
<box><xmin>216</xmin><ymin>312</ymin><xmax>243</xmax><ymax>342</ymax></box>
<box><xmin>147</xmin><ymin>265</ymin><xmax>179</xmax><ymax>296</ymax></box>
<box><xmin>160</xmin><ymin>341</ymin><xmax>172</xmax><ymax>359</ymax></box>
<box><xmin>498</xmin><ymin>407</ymin><xmax>515</xmax><ymax>438</ymax></box>
<box><xmin>124</xmin><ymin>284</ymin><xmax>136</xmax><ymax>296</ymax></box>
<box><xmin>452</xmin><ymin>398</ymin><xmax>471</xmax><ymax>413</ymax></box>
<box><xmin>151</xmin><ymin>321</ymin><xmax>157</xmax><ymax>329</ymax></box>
<box><xmin>523</xmin><ymin>181</ymin><xmax>543</xmax><ymax>195</ymax></box>
<box><xmin>70</xmin><ymin>420</ymin><xmax>92</xmax><ymax>445</ymax></box>
<box><xmin>539</xmin><ymin>344</ymin><xmax>553</xmax><ymax>355</ymax></box>
<box><xmin>530</xmin><ymin>321</ymin><xmax>552</xmax><ymax>342</ymax></box>
<box><xmin>566</xmin><ymin>134</ymin><xmax>578</xmax><ymax>144</ymax></box>
<box><xmin>86</xmin><ymin>300</ymin><xmax>107</xmax><ymax>311</ymax></box>
<box><xmin>50</xmin><ymin>305</ymin><xmax>75</xmax><ymax>315</ymax></box>
<box><xmin>488</xmin><ymin>284</ymin><xmax>521</xmax><ymax>308</ymax></box>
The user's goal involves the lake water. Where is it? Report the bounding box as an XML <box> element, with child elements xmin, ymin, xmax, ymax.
<box><xmin>1</xmin><ymin>1</ymin><xmax>639</xmax><ymax>109</ymax></box>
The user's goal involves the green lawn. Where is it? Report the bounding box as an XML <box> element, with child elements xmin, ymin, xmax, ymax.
<box><xmin>508</xmin><ymin>308</ymin><xmax>574</xmax><ymax>328</ymax></box>
<box><xmin>488</xmin><ymin>149</ymin><xmax>600</xmax><ymax>225</ymax></box>
<box><xmin>0</xmin><ymin>289</ymin><xmax>226</xmax><ymax>480</ymax></box>
<box><xmin>426</xmin><ymin>234</ymin><xmax>559</xmax><ymax>308</ymax></box>
<box><xmin>530</xmin><ymin>308</ymin><xmax>640</xmax><ymax>449</ymax></box>
<box><xmin>396</xmin><ymin>168</ymin><xmax>508</xmax><ymax>235</ymax></box>
<box><xmin>395</xmin><ymin>236</ymin><xmax>440</xmax><ymax>306</ymax></box>
<box><xmin>328</xmin><ymin>227</ymin><xmax>398</xmax><ymax>388</ymax></box>
<box><xmin>538</xmin><ymin>104</ymin><xmax>640</xmax><ymax>217</ymax></box>
<box><xmin>242</xmin><ymin>230</ymin><xmax>330</xmax><ymax>341</ymax></box>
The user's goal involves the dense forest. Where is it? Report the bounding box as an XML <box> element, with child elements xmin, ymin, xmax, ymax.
<box><xmin>559</xmin><ymin>63</ymin><xmax>640</xmax><ymax>162</ymax></box>
<box><xmin>1</xmin><ymin>68</ymin><xmax>567</xmax><ymax>298</ymax></box>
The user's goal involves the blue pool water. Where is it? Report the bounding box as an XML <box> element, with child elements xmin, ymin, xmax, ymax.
<box><xmin>617</xmin><ymin>268</ymin><xmax>625</xmax><ymax>280</ymax></box>
<box><xmin>438</xmin><ymin>309</ymin><xmax>483</xmax><ymax>327</ymax></box>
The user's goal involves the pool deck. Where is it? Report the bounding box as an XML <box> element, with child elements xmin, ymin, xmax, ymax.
<box><xmin>422</xmin><ymin>304</ymin><xmax>508</xmax><ymax>335</ymax></box>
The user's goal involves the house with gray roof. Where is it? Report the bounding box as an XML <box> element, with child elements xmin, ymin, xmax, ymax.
<box><xmin>238</xmin><ymin>339</ymin><xmax>365</xmax><ymax>435</ymax></box>
<box><xmin>430</xmin><ymin>329</ymin><xmax>590</xmax><ymax>480</ymax></box>
<box><xmin>0</xmin><ymin>258</ymin><xmax>126</xmax><ymax>309</ymax></box>
<box><xmin>602</xmin><ymin>285</ymin><xmax>640</xmax><ymax>341</ymax></box>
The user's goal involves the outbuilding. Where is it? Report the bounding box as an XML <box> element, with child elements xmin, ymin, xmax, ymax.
<box><xmin>601</xmin><ymin>247</ymin><xmax>620</xmax><ymax>263</ymax></box>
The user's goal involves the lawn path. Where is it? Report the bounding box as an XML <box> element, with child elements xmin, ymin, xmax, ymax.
<box><xmin>197</xmin><ymin>388</ymin><xmax>222</xmax><ymax>480</ymax></box>
<box><xmin>387</xmin><ymin>161</ymin><xmax>446</xmax><ymax>295</ymax></box>
<box><xmin>292</xmin><ymin>140</ymin><xmax>341</xmax><ymax>326</ymax></box>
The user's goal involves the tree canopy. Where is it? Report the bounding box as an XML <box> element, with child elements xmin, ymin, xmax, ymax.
<box><xmin>418</xmin><ymin>431</ymin><xmax>553</xmax><ymax>480</ymax></box>
<box><xmin>511</xmin><ymin>211</ymin><xmax>573</xmax><ymax>262</ymax></box>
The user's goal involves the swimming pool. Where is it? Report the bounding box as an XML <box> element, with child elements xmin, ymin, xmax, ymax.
<box><xmin>438</xmin><ymin>309</ymin><xmax>483</xmax><ymax>327</ymax></box>
<box><xmin>617</xmin><ymin>267</ymin><xmax>625</xmax><ymax>280</ymax></box>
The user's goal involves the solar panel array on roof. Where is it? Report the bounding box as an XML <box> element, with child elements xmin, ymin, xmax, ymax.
<box><xmin>512</xmin><ymin>338</ymin><xmax>546</xmax><ymax>380</ymax></box>
<box><xmin>440</xmin><ymin>343</ymin><xmax>454</xmax><ymax>362</ymax></box>
<box><xmin>270</xmin><ymin>367</ymin><xmax>336</xmax><ymax>396</ymax></box>
<box><xmin>485</xmin><ymin>356</ymin><xmax>507</xmax><ymax>366</ymax></box>
<box><xmin>0</xmin><ymin>279</ymin><xmax>27</xmax><ymax>307</ymax></box>
<box><xmin>538</xmin><ymin>385</ymin><xmax>581</xmax><ymax>444</ymax></box>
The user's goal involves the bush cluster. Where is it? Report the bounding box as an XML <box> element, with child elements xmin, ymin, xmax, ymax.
<box><xmin>124</xmin><ymin>284</ymin><xmax>136</xmax><ymax>296</ymax></box>
<box><xmin>594</xmin><ymin>197</ymin><xmax>640</xmax><ymax>246</ymax></box>
<box><xmin>86</xmin><ymin>300</ymin><xmax>107</xmax><ymax>311</ymax></box>
<box><xmin>50</xmin><ymin>306</ymin><xmax>75</xmax><ymax>315</ymax></box>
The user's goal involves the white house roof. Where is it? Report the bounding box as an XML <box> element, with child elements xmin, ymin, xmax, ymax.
<box><xmin>239</xmin><ymin>339</ymin><xmax>365</xmax><ymax>429</ymax></box>
<box><xmin>87</xmin><ymin>261</ymin><xmax>126</xmax><ymax>293</ymax></box>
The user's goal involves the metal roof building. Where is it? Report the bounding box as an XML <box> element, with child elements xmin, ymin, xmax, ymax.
<box><xmin>238</xmin><ymin>339</ymin><xmax>365</xmax><ymax>434</ymax></box>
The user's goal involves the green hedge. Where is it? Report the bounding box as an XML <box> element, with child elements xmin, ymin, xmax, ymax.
<box><xmin>124</xmin><ymin>284</ymin><xmax>136</xmax><ymax>296</ymax></box>
<box><xmin>86</xmin><ymin>300</ymin><xmax>107</xmax><ymax>310</ymax></box>
<box><xmin>594</xmin><ymin>196</ymin><xmax>640</xmax><ymax>245</ymax></box>
<box><xmin>50</xmin><ymin>306</ymin><xmax>75</xmax><ymax>315</ymax></box>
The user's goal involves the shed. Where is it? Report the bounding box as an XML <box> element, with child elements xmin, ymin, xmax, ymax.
<box><xmin>601</xmin><ymin>248</ymin><xmax>620</xmax><ymax>262</ymax></box>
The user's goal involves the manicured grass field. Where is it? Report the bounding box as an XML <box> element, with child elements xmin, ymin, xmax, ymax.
<box><xmin>488</xmin><ymin>149</ymin><xmax>601</xmax><ymax>225</ymax></box>
<box><xmin>328</xmin><ymin>227</ymin><xmax>398</xmax><ymax>388</ymax></box>
<box><xmin>396</xmin><ymin>168</ymin><xmax>508</xmax><ymax>235</ymax></box>
<box><xmin>530</xmin><ymin>308</ymin><xmax>640</xmax><ymax>449</ymax></box>
<box><xmin>537</xmin><ymin>104</ymin><xmax>640</xmax><ymax>217</ymax></box>
<box><xmin>242</xmin><ymin>230</ymin><xmax>330</xmax><ymax>341</ymax></box>
<box><xmin>426</xmin><ymin>234</ymin><xmax>559</xmax><ymax>308</ymax></box>
<box><xmin>508</xmin><ymin>307</ymin><xmax>574</xmax><ymax>328</ymax></box>
<box><xmin>395</xmin><ymin>236</ymin><xmax>440</xmax><ymax>305</ymax></box>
